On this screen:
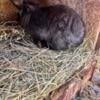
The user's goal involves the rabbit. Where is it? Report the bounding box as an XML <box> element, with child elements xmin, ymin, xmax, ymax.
<box><xmin>10</xmin><ymin>0</ymin><xmax>85</xmax><ymax>50</ymax></box>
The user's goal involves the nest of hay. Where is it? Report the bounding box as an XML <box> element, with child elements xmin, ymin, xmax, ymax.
<box><xmin>0</xmin><ymin>22</ymin><xmax>93</xmax><ymax>100</ymax></box>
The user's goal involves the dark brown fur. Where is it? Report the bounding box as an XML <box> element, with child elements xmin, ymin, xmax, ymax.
<box><xmin>10</xmin><ymin>0</ymin><xmax>85</xmax><ymax>50</ymax></box>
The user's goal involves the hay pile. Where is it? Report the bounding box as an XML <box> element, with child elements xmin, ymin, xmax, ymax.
<box><xmin>0</xmin><ymin>23</ymin><xmax>93</xmax><ymax>100</ymax></box>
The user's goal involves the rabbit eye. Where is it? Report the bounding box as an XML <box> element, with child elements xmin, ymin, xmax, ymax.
<box><xmin>25</xmin><ymin>7</ymin><xmax>30</xmax><ymax>12</ymax></box>
<box><xmin>23</xmin><ymin>6</ymin><xmax>30</xmax><ymax>13</ymax></box>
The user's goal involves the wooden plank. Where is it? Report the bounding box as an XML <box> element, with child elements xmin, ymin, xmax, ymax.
<box><xmin>93</xmin><ymin>23</ymin><xmax>100</xmax><ymax>50</ymax></box>
<box><xmin>44</xmin><ymin>59</ymin><xmax>97</xmax><ymax>100</ymax></box>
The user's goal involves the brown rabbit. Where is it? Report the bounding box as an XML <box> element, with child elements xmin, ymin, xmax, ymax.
<box><xmin>10</xmin><ymin>0</ymin><xmax>85</xmax><ymax>50</ymax></box>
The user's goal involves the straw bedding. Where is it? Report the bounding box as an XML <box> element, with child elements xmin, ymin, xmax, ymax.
<box><xmin>0</xmin><ymin>22</ymin><xmax>93</xmax><ymax>100</ymax></box>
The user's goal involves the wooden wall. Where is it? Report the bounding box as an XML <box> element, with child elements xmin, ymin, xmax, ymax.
<box><xmin>0</xmin><ymin>0</ymin><xmax>18</xmax><ymax>22</ymax></box>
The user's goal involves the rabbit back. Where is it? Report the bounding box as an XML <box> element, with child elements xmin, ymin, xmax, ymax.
<box><xmin>20</xmin><ymin>5</ymin><xmax>85</xmax><ymax>50</ymax></box>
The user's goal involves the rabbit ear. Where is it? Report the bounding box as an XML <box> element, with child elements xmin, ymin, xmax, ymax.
<box><xmin>10</xmin><ymin>0</ymin><xmax>24</xmax><ymax>9</ymax></box>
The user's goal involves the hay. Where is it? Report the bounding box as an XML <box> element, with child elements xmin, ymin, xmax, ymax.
<box><xmin>0</xmin><ymin>23</ymin><xmax>93</xmax><ymax>100</ymax></box>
